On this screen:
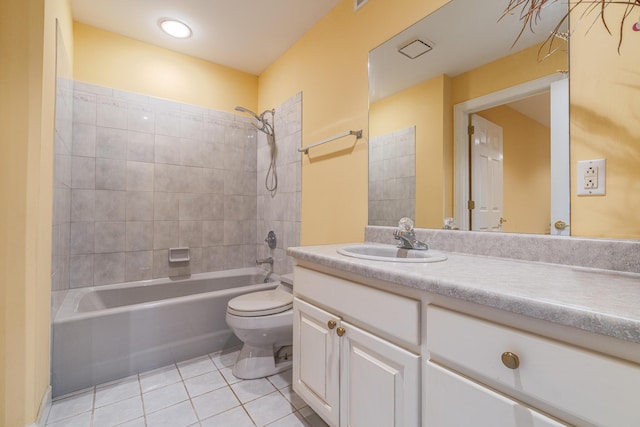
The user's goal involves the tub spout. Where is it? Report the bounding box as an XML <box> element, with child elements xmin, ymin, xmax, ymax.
<box><xmin>256</xmin><ymin>257</ymin><xmax>274</xmax><ymax>266</ymax></box>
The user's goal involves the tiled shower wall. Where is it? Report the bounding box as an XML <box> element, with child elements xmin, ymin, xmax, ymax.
<box><xmin>52</xmin><ymin>81</ymin><xmax>301</xmax><ymax>289</ymax></box>
<box><xmin>52</xmin><ymin>77</ymin><xmax>73</xmax><ymax>293</ymax></box>
<box><xmin>256</xmin><ymin>93</ymin><xmax>302</xmax><ymax>275</ymax></box>
<box><xmin>368</xmin><ymin>126</ymin><xmax>416</xmax><ymax>227</ymax></box>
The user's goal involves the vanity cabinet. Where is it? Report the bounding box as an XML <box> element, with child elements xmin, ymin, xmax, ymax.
<box><xmin>426</xmin><ymin>305</ymin><xmax>640</xmax><ymax>426</ymax></box>
<box><xmin>292</xmin><ymin>267</ymin><xmax>420</xmax><ymax>427</ymax></box>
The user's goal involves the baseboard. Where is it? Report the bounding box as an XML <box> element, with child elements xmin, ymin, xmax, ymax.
<box><xmin>27</xmin><ymin>385</ymin><xmax>51</xmax><ymax>427</ymax></box>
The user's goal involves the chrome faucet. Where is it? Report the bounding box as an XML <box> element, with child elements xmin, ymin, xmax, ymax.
<box><xmin>394</xmin><ymin>218</ymin><xmax>429</xmax><ymax>250</ymax></box>
<box><xmin>256</xmin><ymin>256</ymin><xmax>274</xmax><ymax>266</ymax></box>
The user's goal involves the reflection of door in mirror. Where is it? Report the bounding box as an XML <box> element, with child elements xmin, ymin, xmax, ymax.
<box><xmin>470</xmin><ymin>115</ymin><xmax>503</xmax><ymax>232</ymax></box>
<box><xmin>454</xmin><ymin>74</ymin><xmax>569</xmax><ymax>235</ymax></box>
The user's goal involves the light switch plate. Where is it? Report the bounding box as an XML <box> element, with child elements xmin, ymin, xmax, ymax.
<box><xmin>577</xmin><ymin>159</ymin><xmax>606</xmax><ymax>196</ymax></box>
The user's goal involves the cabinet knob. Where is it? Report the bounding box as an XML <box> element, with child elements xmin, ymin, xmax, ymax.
<box><xmin>327</xmin><ymin>320</ymin><xmax>337</xmax><ymax>330</ymax></box>
<box><xmin>501</xmin><ymin>351</ymin><xmax>520</xmax><ymax>369</ymax></box>
<box><xmin>336</xmin><ymin>327</ymin><xmax>346</xmax><ymax>337</ymax></box>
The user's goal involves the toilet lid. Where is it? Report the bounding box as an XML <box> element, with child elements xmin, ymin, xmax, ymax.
<box><xmin>227</xmin><ymin>289</ymin><xmax>293</xmax><ymax>317</ymax></box>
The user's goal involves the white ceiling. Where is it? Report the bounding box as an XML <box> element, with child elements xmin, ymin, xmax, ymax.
<box><xmin>368</xmin><ymin>0</ymin><xmax>568</xmax><ymax>102</ymax></box>
<box><xmin>70</xmin><ymin>0</ymin><xmax>342</xmax><ymax>75</ymax></box>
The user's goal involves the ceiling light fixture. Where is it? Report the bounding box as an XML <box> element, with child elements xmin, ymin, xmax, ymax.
<box><xmin>159</xmin><ymin>19</ymin><xmax>192</xmax><ymax>39</ymax></box>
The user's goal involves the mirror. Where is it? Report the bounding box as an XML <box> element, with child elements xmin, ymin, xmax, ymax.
<box><xmin>368</xmin><ymin>0</ymin><xmax>569</xmax><ymax>234</ymax></box>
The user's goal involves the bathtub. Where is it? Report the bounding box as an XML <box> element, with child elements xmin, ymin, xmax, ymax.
<box><xmin>52</xmin><ymin>267</ymin><xmax>280</xmax><ymax>397</ymax></box>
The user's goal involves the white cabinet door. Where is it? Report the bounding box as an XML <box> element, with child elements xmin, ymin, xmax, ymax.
<box><xmin>293</xmin><ymin>298</ymin><xmax>340</xmax><ymax>427</ymax></box>
<box><xmin>340</xmin><ymin>321</ymin><xmax>420</xmax><ymax>427</ymax></box>
<box><xmin>426</xmin><ymin>362</ymin><xmax>568</xmax><ymax>427</ymax></box>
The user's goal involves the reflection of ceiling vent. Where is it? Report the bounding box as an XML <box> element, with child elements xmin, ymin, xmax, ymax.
<box><xmin>398</xmin><ymin>39</ymin><xmax>433</xmax><ymax>59</ymax></box>
<box><xmin>354</xmin><ymin>0</ymin><xmax>368</xmax><ymax>12</ymax></box>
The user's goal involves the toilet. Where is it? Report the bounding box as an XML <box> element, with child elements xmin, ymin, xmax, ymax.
<box><xmin>225</xmin><ymin>283</ymin><xmax>293</xmax><ymax>379</ymax></box>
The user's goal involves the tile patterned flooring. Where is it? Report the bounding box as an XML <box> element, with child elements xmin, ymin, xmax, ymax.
<box><xmin>45</xmin><ymin>347</ymin><xmax>328</xmax><ymax>427</ymax></box>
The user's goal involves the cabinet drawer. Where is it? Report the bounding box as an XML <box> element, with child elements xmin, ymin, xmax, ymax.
<box><xmin>295</xmin><ymin>267</ymin><xmax>420</xmax><ymax>347</ymax></box>
<box><xmin>426</xmin><ymin>305</ymin><xmax>640</xmax><ymax>426</ymax></box>
<box><xmin>426</xmin><ymin>362</ymin><xmax>567</xmax><ymax>427</ymax></box>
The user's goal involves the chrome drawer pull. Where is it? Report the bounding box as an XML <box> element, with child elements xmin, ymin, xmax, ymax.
<box><xmin>501</xmin><ymin>351</ymin><xmax>520</xmax><ymax>369</ymax></box>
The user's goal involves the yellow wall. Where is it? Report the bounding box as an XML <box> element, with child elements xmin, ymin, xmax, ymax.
<box><xmin>73</xmin><ymin>22</ymin><xmax>259</xmax><ymax>114</ymax></box>
<box><xmin>570</xmin><ymin>5</ymin><xmax>640</xmax><ymax>239</ymax></box>
<box><xmin>478</xmin><ymin>106</ymin><xmax>551</xmax><ymax>234</ymax></box>
<box><xmin>258</xmin><ymin>0</ymin><xmax>449</xmax><ymax>244</ymax></box>
<box><xmin>1</xmin><ymin>0</ymin><xmax>73</xmax><ymax>425</ymax></box>
<box><xmin>370</xmin><ymin>75</ymin><xmax>452</xmax><ymax>228</ymax></box>
<box><xmin>452</xmin><ymin>41</ymin><xmax>567</xmax><ymax>105</ymax></box>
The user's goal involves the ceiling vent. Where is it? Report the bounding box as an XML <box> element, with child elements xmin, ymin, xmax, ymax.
<box><xmin>398</xmin><ymin>39</ymin><xmax>433</xmax><ymax>59</ymax></box>
<box><xmin>354</xmin><ymin>0</ymin><xmax>368</xmax><ymax>12</ymax></box>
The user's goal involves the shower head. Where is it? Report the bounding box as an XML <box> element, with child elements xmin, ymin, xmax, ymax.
<box><xmin>234</xmin><ymin>105</ymin><xmax>261</xmax><ymax>121</ymax></box>
<box><xmin>234</xmin><ymin>105</ymin><xmax>275</xmax><ymax>137</ymax></box>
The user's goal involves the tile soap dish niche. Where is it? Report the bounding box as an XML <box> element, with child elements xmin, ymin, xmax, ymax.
<box><xmin>168</xmin><ymin>247</ymin><xmax>190</xmax><ymax>263</ymax></box>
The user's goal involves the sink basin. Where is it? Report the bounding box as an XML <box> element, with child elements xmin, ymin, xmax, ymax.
<box><xmin>337</xmin><ymin>244</ymin><xmax>447</xmax><ymax>263</ymax></box>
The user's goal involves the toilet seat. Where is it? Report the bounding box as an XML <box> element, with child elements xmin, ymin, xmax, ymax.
<box><xmin>227</xmin><ymin>289</ymin><xmax>293</xmax><ymax>317</ymax></box>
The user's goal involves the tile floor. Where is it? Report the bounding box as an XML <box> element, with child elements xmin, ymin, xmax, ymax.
<box><xmin>45</xmin><ymin>347</ymin><xmax>328</xmax><ymax>427</ymax></box>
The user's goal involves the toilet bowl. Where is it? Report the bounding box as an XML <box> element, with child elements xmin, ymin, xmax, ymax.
<box><xmin>225</xmin><ymin>283</ymin><xmax>293</xmax><ymax>379</ymax></box>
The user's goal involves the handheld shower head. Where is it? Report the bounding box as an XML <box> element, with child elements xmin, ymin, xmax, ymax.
<box><xmin>234</xmin><ymin>106</ymin><xmax>261</xmax><ymax>121</ymax></box>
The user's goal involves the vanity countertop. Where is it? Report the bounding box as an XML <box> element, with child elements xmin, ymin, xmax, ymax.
<box><xmin>288</xmin><ymin>244</ymin><xmax>640</xmax><ymax>344</ymax></box>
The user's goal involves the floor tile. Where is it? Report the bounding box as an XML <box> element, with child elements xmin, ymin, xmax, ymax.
<box><xmin>45</xmin><ymin>411</ymin><xmax>92</xmax><ymax>427</ymax></box>
<box><xmin>95</xmin><ymin>375</ymin><xmax>140</xmax><ymax>408</ymax></box>
<box><xmin>243</xmin><ymin>391</ymin><xmax>295</xmax><ymax>426</ymax></box>
<box><xmin>50</xmin><ymin>346</ymin><xmax>325</xmax><ymax>427</ymax></box>
<box><xmin>211</xmin><ymin>346</ymin><xmax>241</xmax><ymax>369</ymax></box>
<box><xmin>145</xmin><ymin>400</ymin><xmax>199</xmax><ymax>427</ymax></box>
<box><xmin>92</xmin><ymin>395</ymin><xmax>143</xmax><ymax>427</ymax></box>
<box><xmin>278</xmin><ymin>386</ymin><xmax>307</xmax><ymax>410</ymax></box>
<box><xmin>191</xmin><ymin>386</ymin><xmax>241</xmax><ymax>420</ymax></box>
<box><xmin>143</xmin><ymin>381</ymin><xmax>189</xmax><ymax>414</ymax></box>
<box><xmin>267</xmin><ymin>369</ymin><xmax>292</xmax><ymax>390</ymax></box>
<box><xmin>139</xmin><ymin>364</ymin><xmax>181</xmax><ymax>392</ymax></box>
<box><xmin>184</xmin><ymin>370</ymin><xmax>227</xmax><ymax>397</ymax></box>
<box><xmin>220</xmin><ymin>366</ymin><xmax>244</xmax><ymax>385</ymax></box>
<box><xmin>200</xmin><ymin>406</ymin><xmax>256</xmax><ymax>427</ymax></box>
<box><xmin>265</xmin><ymin>412</ymin><xmax>309</xmax><ymax>427</ymax></box>
<box><xmin>232</xmin><ymin>378</ymin><xmax>277</xmax><ymax>403</ymax></box>
<box><xmin>177</xmin><ymin>354</ymin><xmax>217</xmax><ymax>379</ymax></box>
<box><xmin>47</xmin><ymin>390</ymin><xmax>94</xmax><ymax>424</ymax></box>
<box><xmin>115</xmin><ymin>417</ymin><xmax>146</xmax><ymax>427</ymax></box>
<box><xmin>298</xmin><ymin>406</ymin><xmax>329</xmax><ymax>427</ymax></box>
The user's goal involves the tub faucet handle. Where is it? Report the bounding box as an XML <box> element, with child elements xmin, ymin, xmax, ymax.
<box><xmin>256</xmin><ymin>257</ymin><xmax>274</xmax><ymax>266</ymax></box>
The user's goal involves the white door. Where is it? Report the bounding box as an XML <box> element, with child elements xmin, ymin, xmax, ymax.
<box><xmin>293</xmin><ymin>298</ymin><xmax>340</xmax><ymax>427</ymax></box>
<box><xmin>426</xmin><ymin>362</ymin><xmax>569</xmax><ymax>426</ymax></box>
<box><xmin>550</xmin><ymin>78</ymin><xmax>570</xmax><ymax>235</ymax></box>
<box><xmin>339</xmin><ymin>321</ymin><xmax>420</xmax><ymax>427</ymax></box>
<box><xmin>471</xmin><ymin>114</ymin><xmax>504</xmax><ymax>231</ymax></box>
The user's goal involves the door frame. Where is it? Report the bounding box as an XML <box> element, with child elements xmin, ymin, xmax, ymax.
<box><xmin>453</xmin><ymin>72</ymin><xmax>568</xmax><ymax>231</ymax></box>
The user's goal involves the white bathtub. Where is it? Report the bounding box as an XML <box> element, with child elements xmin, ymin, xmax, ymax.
<box><xmin>52</xmin><ymin>267</ymin><xmax>280</xmax><ymax>397</ymax></box>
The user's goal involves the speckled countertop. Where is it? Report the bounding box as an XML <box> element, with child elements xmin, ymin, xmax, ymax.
<box><xmin>287</xmin><ymin>244</ymin><xmax>640</xmax><ymax>344</ymax></box>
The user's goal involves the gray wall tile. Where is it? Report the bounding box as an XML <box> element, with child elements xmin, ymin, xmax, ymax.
<box><xmin>126</xmin><ymin>161</ymin><xmax>154</xmax><ymax>191</ymax></box>
<box><xmin>95</xmin><ymin>190</ymin><xmax>126</xmax><ymax>222</ymax></box>
<box><xmin>126</xmin><ymin>221</ymin><xmax>154</xmax><ymax>251</ymax></box>
<box><xmin>94</xmin><ymin>252</ymin><xmax>125</xmax><ymax>285</ymax></box>
<box><xmin>58</xmin><ymin>83</ymin><xmax>302</xmax><ymax>288</ymax></box>
<box><xmin>96</xmin><ymin>127</ymin><xmax>127</xmax><ymax>160</ymax></box>
<box><xmin>125</xmin><ymin>251</ymin><xmax>153</xmax><ymax>282</ymax></box>
<box><xmin>127</xmin><ymin>131</ymin><xmax>154</xmax><ymax>162</ymax></box>
<box><xmin>71</xmin><ymin>156</ymin><xmax>95</xmax><ymax>189</ymax></box>
<box><xmin>94</xmin><ymin>222</ymin><xmax>126</xmax><ymax>253</ymax></box>
<box><xmin>96</xmin><ymin>158</ymin><xmax>126</xmax><ymax>190</ymax></box>
<box><xmin>127</xmin><ymin>191</ymin><xmax>154</xmax><ymax>221</ymax></box>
